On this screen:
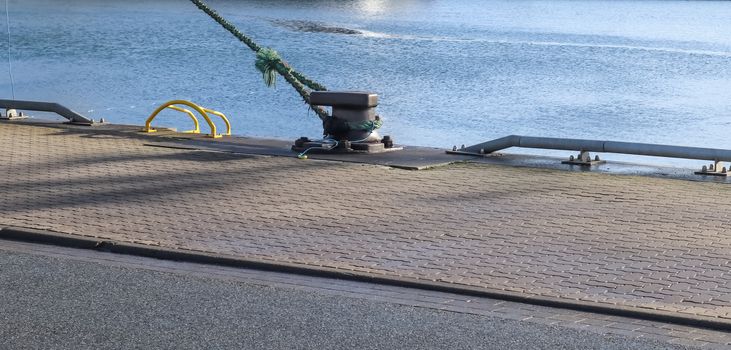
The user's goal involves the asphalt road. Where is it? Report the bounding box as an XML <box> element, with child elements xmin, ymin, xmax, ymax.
<box><xmin>0</xmin><ymin>246</ymin><xmax>698</xmax><ymax>350</ymax></box>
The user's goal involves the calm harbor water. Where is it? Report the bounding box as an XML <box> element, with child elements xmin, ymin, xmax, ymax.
<box><xmin>3</xmin><ymin>0</ymin><xmax>731</xmax><ymax>165</ymax></box>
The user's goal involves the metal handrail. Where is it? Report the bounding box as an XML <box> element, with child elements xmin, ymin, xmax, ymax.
<box><xmin>166</xmin><ymin>105</ymin><xmax>201</xmax><ymax>134</ymax></box>
<box><xmin>201</xmin><ymin>108</ymin><xmax>231</xmax><ymax>136</ymax></box>
<box><xmin>0</xmin><ymin>99</ymin><xmax>94</xmax><ymax>124</ymax></box>
<box><xmin>456</xmin><ymin>135</ymin><xmax>731</xmax><ymax>161</ymax></box>
<box><xmin>142</xmin><ymin>100</ymin><xmax>224</xmax><ymax>138</ymax></box>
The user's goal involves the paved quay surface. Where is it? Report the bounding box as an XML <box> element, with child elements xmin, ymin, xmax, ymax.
<box><xmin>4</xmin><ymin>241</ymin><xmax>722</xmax><ymax>350</ymax></box>
<box><xmin>1</xmin><ymin>122</ymin><xmax>731</xmax><ymax>323</ymax></box>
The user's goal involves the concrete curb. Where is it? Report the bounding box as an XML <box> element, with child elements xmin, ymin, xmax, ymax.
<box><xmin>1</xmin><ymin>226</ymin><xmax>729</xmax><ymax>332</ymax></box>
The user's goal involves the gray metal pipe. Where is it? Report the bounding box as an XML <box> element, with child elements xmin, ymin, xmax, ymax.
<box><xmin>517</xmin><ymin>136</ymin><xmax>606</xmax><ymax>153</ymax></box>
<box><xmin>466</xmin><ymin>135</ymin><xmax>521</xmax><ymax>153</ymax></box>
<box><xmin>461</xmin><ymin>135</ymin><xmax>731</xmax><ymax>162</ymax></box>
<box><xmin>603</xmin><ymin>141</ymin><xmax>731</xmax><ymax>161</ymax></box>
<box><xmin>0</xmin><ymin>99</ymin><xmax>94</xmax><ymax>124</ymax></box>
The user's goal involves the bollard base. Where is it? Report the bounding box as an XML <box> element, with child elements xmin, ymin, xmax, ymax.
<box><xmin>694</xmin><ymin>161</ymin><xmax>729</xmax><ymax>176</ymax></box>
<box><xmin>561</xmin><ymin>151</ymin><xmax>605</xmax><ymax>167</ymax></box>
<box><xmin>0</xmin><ymin>109</ymin><xmax>29</xmax><ymax>120</ymax></box>
<box><xmin>694</xmin><ymin>171</ymin><xmax>729</xmax><ymax>177</ymax></box>
<box><xmin>292</xmin><ymin>136</ymin><xmax>401</xmax><ymax>154</ymax></box>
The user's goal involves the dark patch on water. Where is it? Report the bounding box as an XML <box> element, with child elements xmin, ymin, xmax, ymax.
<box><xmin>271</xmin><ymin>19</ymin><xmax>361</xmax><ymax>35</ymax></box>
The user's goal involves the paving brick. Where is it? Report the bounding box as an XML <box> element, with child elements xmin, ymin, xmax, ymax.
<box><xmin>2</xmin><ymin>123</ymin><xmax>731</xmax><ymax>321</ymax></box>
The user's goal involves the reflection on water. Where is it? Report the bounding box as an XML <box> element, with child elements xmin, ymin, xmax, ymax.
<box><xmin>2</xmin><ymin>0</ymin><xmax>731</xmax><ymax>166</ymax></box>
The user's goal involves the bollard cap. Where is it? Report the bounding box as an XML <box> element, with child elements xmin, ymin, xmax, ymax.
<box><xmin>310</xmin><ymin>91</ymin><xmax>378</xmax><ymax>108</ymax></box>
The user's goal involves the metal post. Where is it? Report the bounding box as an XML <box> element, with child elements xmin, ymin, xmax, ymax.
<box><xmin>449</xmin><ymin>135</ymin><xmax>731</xmax><ymax>176</ymax></box>
<box><xmin>0</xmin><ymin>99</ymin><xmax>94</xmax><ymax>124</ymax></box>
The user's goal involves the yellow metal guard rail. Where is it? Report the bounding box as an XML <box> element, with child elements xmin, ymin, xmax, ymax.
<box><xmin>202</xmin><ymin>107</ymin><xmax>231</xmax><ymax>136</ymax></box>
<box><xmin>141</xmin><ymin>100</ymin><xmax>231</xmax><ymax>138</ymax></box>
<box><xmin>166</xmin><ymin>105</ymin><xmax>200</xmax><ymax>134</ymax></box>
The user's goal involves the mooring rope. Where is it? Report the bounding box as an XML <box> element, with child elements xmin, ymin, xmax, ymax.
<box><xmin>4</xmin><ymin>0</ymin><xmax>15</xmax><ymax>99</ymax></box>
<box><xmin>188</xmin><ymin>0</ymin><xmax>330</xmax><ymax>121</ymax></box>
